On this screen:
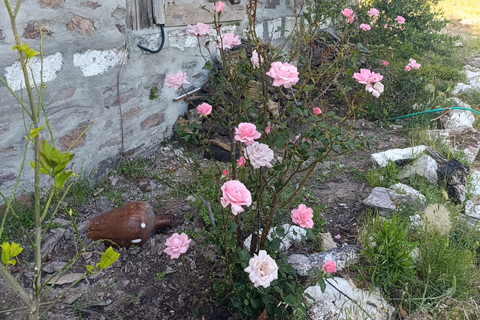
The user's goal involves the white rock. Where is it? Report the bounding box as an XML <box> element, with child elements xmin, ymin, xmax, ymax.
<box><xmin>465</xmin><ymin>200</ymin><xmax>480</xmax><ymax>220</ymax></box>
<box><xmin>371</xmin><ymin>146</ymin><xmax>427</xmax><ymax>167</ymax></box>
<box><xmin>452</xmin><ymin>83</ymin><xmax>473</xmax><ymax>95</ymax></box>
<box><xmin>73</xmin><ymin>49</ymin><xmax>127</xmax><ymax>77</ymax></box>
<box><xmin>305</xmin><ymin>277</ymin><xmax>394</xmax><ymax>320</ymax></box>
<box><xmin>244</xmin><ymin>224</ymin><xmax>306</xmax><ymax>252</ymax></box>
<box><xmin>443</xmin><ymin>98</ymin><xmax>475</xmax><ymax>129</ymax></box>
<box><xmin>454</xmin><ymin>42</ymin><xmax>463</xmax><ymax>47</ymax></box>
<box><xmin>391</xmin><ymin>183</ymin><xmax>426</xmax><ymax>204</ymax></box>
<box><xmin>469</xmin><ymin>170</ymin><xmax>480</xmax><ymax>197</ymax></box>
<box><xmin>398</xmin><ymin>154</ymin><xmax>438</xmax><ymax>184</ymax></box>
<box><xmin>409</xmin><ymin>213</ymin><xmax>424</xmax><ymax>229</ymax></box>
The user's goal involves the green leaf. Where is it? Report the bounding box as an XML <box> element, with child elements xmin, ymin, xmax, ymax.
<box><xmin>29</xmin><ymin>124</ymin><xmax>46</xmax><ymax>139</ymax></box>
<box><xmin>203</xmin><ymin>60</ymin><xmax>213</xmax><ymax>70</ymax></box>
<box><xmin>228</xmin><ymin>222</ymin><xmax>238</xmax><ymax>233</ymax></box>
<box><xmin>54</xmin><ymin>170</ymin><xmax>73</xmax><ymax>189</ymax></box>
<box><xmin>284</xmin><ymin>294</ymin><xmax>296</xmax><ymax>306</ymax></box>
<box><xmin>303</xmin><ymin>85</ymin><xmax>315</xmax><ymax>91</ymax></box>
<box><xmin>42</xmin><ymin>139</ymin><xmax>54</xmax><ymax>159</ymax></box>
<box><xmin>1</xmin><ymin>242</ymin><xmax>23</xmax><ymax>266</ymax></box>
<box><xmin>86</xmin><ymin>265</ymin><xmax>95</xmax><ymax>273</ymax></box>
<box><xmin>12</xmin><ymin>43</ymin><xmax>40</xmax><ymax>59</ymax></box>
<box><xmin>98</xmin><ymin>247</ymin><xmax>120</xmax><ymax>270</ymax></box>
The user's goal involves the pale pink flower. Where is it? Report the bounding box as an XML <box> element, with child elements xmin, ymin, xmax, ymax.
<box><xmin>384</xmin><ymin>24</ymin><xmax>388</xmax><ymax>28</ymax></box>
<box><xmin>380</xmin><ymin>60</ymin><xmax>389</xmax><ymax>66</ymax></box>
<box><xmin>341</xmin><ymin>8</ymin><xmax>354</xmax><ymax>18</ymax></box>
<box><xmin>353</xmin><ymin>69</ymin><xmax>383</xmax><ymax>86</ymax></box>
<box><xmin>244</xmin><ymin>250</ymin><xmax>278</xmax><ymax>288</ymax></box>
<box><xmin>289</xmin><ymin>134</ymin><xmax>306</xmax><ymax>146</ymax></box>
<box><xmin>186</xmin><ymin>22</ymin><xmax>210</xmax><ymax>37</ymax></box>
<box><xmin>313</xmin><ymin>107</ymin><xmax>322</xmax><ymax>115</ymax></box>
<box><xmin>405</xmin><ymin>65</ymin><xmax>411</xmax><ymax>71</ymax></box>
<box><xmin>216</xmin><ymin>33</ymin><xmax>241</xmax><ymax>50</ymax></box>
<box><xmin>291</xmin><ymin>204</ymin><xmax>314</xmax><ymax>228</ymax></box>
<box><xmin>220</xmin><ymin>180</ymin><xmax>252</xmax><ymax>215</ymax></box>
<box><xmin>368</xmin><ymin>82</ymin><xmax>384</xmax><ymax>98</ymax></box>
<box><xmin>214</xmin><ymin>1</ymin><xmax>224</xmax><ymax>13</ymax></box>
<box><xmin>408</xmin><ymin>58</ymin><xmax>421</xmax><ymax>69</ymax></box>
<box><xmin>324</xmin><ymin>260</ymin><xmax>336</xmax><ymax>273</ymax></box>
<box><xmin>165</xmin><ymin>71</ymin><xmax>190</xmax><ymax>91</ymax></box>
<box><xmin>235</xmin><ymin>123</ymin><xmax>261</xmax><ymax>145</ymax></box>
<box><xmin>334</xmin><ymin>234</ymin><xmax>341</xmax><ymax>239</ymax></box>
<box><xmin>265</xmin><ymin>126</ymin><xmax>271</xmax><ymax>134</ymax></box>
<box><xmin>347</xmin><ymin>15</ymin><xmax>355</xmax><ymax>24</ymax></box>
<box><xmin>237</xmin><ymin>156</ymin><xmax>246</xmax><ymax>167</ymax></box>
<box><xmin>367</xmin><ymin>8</ymin><xmax>379</xmax><ymax>17</ymax></box>
<box><xmin>395</xmin><ymin>15</ymin><xmax>405</xmax><ymax>24</ymax></box>
<box><xmin>245</xmin><ymin>142</ymin><xmax>274</xmax><ymax>169</ymax></box>
<box><xmin>251</xmin><ymin>50</ymin><xmax>263</xmax><ymax>69</ymax></box>
<box><xmin>222</xmin><ymin>169</ymin><xmax>228</xmax><ymax>177</ymax></box>
<box><xmin>164</xmin><ymin>233</ymin><xmax>191</xmax><ymax>259</ymax></box>
<box><xmin>360</xmin><ymin>24</ymin><xmax>371</xmax><ymax>31</ymax></box>
<box><xmin>266</xmin><ymin>61</ymin><xmax>299</xmax><ymax>88</ymax></box>
<box><xmin>196</xmin><ymin>102</ymin><xmax>212</xmax><ymax>116</ymax></box>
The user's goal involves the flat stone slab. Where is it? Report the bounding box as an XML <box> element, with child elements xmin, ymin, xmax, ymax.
<box><xmin>362</xmin><ymin>187</ymin><xmax>425</xmax><ymax>217</ymax></box>
<box><xmin>371</xmin><ymin>146</ymin><xmax>427</xmax><ymax>167</ymax></box>
<box><xmin>288</xmin><ymin>245</ymin><xmax>361</xmax><ymax>276</ymax></box>
<box><xmin>426</xmin><ymin>127</ymin><xmax>480</xmax><ymax>164</ymax></box>
<box><xmin>391</xmin><ymin>183</ymin><xmax>426</xmax><ymax>204</ymax></box>
<box><xmin>398</xmin><ymin>154</ymin><xmax>438</xmax><ymax>184</ymax></box>
<box><xmin>305</xmin><ymin>277</ymin><xmax>394</xmax><ymax>320</ymax></box>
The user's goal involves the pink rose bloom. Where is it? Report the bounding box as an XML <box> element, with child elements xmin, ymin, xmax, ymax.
<box><xmin>384</xmin><ymin>24</ymin><xmax>388</xmax><ymax>28</ymax></box>
<box><xmin>234</xmin><ymin>123</ymin><xmax>261</xmax><ymax>145</ymax></box>
<box><xmin>291</xmin><ymin>204</ymin><xmax>314</xmax><ymax>228</ymax></box>
<box><xmin>395</xmin><ymin>15</ymin><xmax>405</xmax><ymax>24</ymax></box>
<box><xmin>244</xmin><ymin>250</ymin><xmax>278</xmax><ymax>288</ymax></box>
<box><xmin>405</xmin><ymin>65</ymin><xmax>411</xmax><ymax>71</ymax></box>
<box><xmin>290</xmin><ymin>134</ymin><xmax>306</xmax><ymax>146</ymax></box>
<box><xmin>165</xmin><ymin>71</ymin><xmax>190</xmax><ymax>91</ymax></box>
<box><xmin>347</xmin><ymin>15</ymin><xmax>355</xmax><ymax>24</ymax></box>
<box><xmin>367</xmin><ymin>82</ymin><xmax>384</xmax><ymax>98</ymax></box>
<box><xmin>187</xmin><ymin>22</ymin><xmax>210</xmax><ymax>37</ymax></box>
<box><xmin>251</xmin><ymin>50</ymin><xmax>263</xmax><ymax>69</ymax></box>
<box><xmin>196</xmin><ymin>102</ymin><xmax>212</xmax><ymax>116</ymax></box>
<box><xmin>265</xmin><ymin>126</ymin><xmax>271</xmax><ymax>134</ymax></box>
<box><xmin>220</xmin><ymin>180</ymin><xmax>252</xmax><ymax>215</ymax></box>
<box><xmin>245</xmin><ymin>142</ymin><xmax>274</xmax><ymax>169</ymax></box>
<box><xmin>222</xmin><ymin>169</ymin><xmax>228</xmax><ymax>177</ymax></box>
<box><xmin>324</xmin><ymin>260</ymin><xmax>336</xmax><ymax>273</ymax></box>
<box><xmin>341</xmin><ymin>8</ymin><xmax>354</xmax><ymax>18</ymax></box>
<box><xmin>360</xmin><ymin>24</ymin><xmax>371</xmax><ymax>31</ymax></box>
<box><xmin>367</xmin><ymin>8</ymin><xmax>379</xmax><ymax>17</ymax></box>
<box><xmin>380</xmin><ymin>60</ymin><xmax>389</xmax><ymax>66</ymax></box>
<box><xmin>164</xmin><ymin>233</ymin><xmax>191</xmax><ymax>259</ymax></box>
<box><xmin>266</xmin><ymin>61</ymin><xmax>299</xmax><ymax>88</ymax></box>
<box><xmin>353</xmin><ymin>69</ymin><xmax>383</xmax><ymax>86</ymax></box>
<box><xmin>214</xmin><ymin>1</ymin><xmax>224</xmax><ymax>13</ymax></box>
<box><xmin>334</xmin><ymin>234</ymin><xmax>341</xmax><ymax>239</ymax></box>
<box><xmin>237</xmin><ymin>156</ymin><xmax>246</xmax><ymax>167</ymax></box>
<box><xmin>313</xmin><ymin>107</ymin><xmax>322</xmax><ymax>115</ymax></box>
<box><xmin>216</xmin><ymin>33</ymin><xmax>241</xmax><ymax>50</ymax></box>
<box><xmin>408</xmin><ymin>58</ymin><xmax>421</xmax><ymax>69</ymax></box>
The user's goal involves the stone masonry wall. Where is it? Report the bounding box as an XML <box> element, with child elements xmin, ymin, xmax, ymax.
<box><xmin>0</xmin><ymin>0</ymin><xmax>301</xmax><ymax>202</ymax></box>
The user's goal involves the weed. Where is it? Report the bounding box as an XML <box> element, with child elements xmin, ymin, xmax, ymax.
<box><xmin>115</xmin><ymin>158</ymin><xmax>151</xmax><ymax>181</ymax></box>
<box><xmin>154</xmin><ymin>270</ymin><xmax>167</xmax><ymax>283</ymax></box>
<box><xmin>149</xmin><ymin>86</ymin><xmax>159</xmax><ymax>100</ymax></box>
<box><xmin>366</xmin><ymin>160</ymin><xmax>398</xmax><ymax>188</ymax></box>
<box><xmin>124</xmin><ymin>291</ymin><xmax>143</xmax><ymax>305</ymax></box>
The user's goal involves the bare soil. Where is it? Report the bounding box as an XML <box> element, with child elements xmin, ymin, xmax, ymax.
<box><xmin>0</xmin><ymin>120</ymin><xmax>408</xmax><ymax>320</ymax></box>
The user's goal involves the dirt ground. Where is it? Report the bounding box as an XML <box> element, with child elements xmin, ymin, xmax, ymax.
<box><xmin>0</xmin><ymin>120</ymin><xmax>408</xmax><ymax>320</ymax></box>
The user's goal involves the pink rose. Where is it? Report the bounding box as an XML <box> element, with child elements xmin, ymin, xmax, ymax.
<box><xmin>291</xmin><ymin>204</ymin><xmax>314</xmax><ymax>228</ymax></box>
<box><xmin>324</xmin><ymin>260</ymin><xmax>336</xmax><ymax>273</ymax></box>
<box><xmin>408</xmin><ymin>58</ymin><xmax>421</xmax><ymax>69</ymax></box>
<box><xmin>222</xmin><ymin>169</ymin><xmax>228</xmax><ymax>177</ymax></box>
<box><xmin>196</xmin><ymin>102</ymin><xmax>212</xmax><ymax>116</ymax></box>
<box><xmin>266</xmin><ymin>61</ymin><xmax>299</xmax><ymax>88</ymax></box>
<box><xmin>164</xmin><ymin>233</ymin><xmax>191</xmax><ymax>259</ymax></box>
<box><xmin>334</xmin><ymin>234</ymin><xmax>341</xmax><ymax>239</ymax></box>
<box><xmin>380</xmin><ymin>60</ymin><xmax>389</xmax><ymax>66</ymax></box>
<box><xmin>245</xmin><ymin>142</ymin><xmax>274</xmax><ymax>169</ymax></box>
<box><xmin>353</xmin><ymin>69</ymin><xmax>384</xmax><ymax>97</ymax></box>
<box><xmin>251</xmin><ymin>50</ymin><xmax>263</xmax><ymax>69</ymax></box>
<box><xmin>235</xmin><ymin>123</ymin><xmax>261</xmax><ymax>145</ymax></box>
<box><xmin>244</xmin><ymin>250</ymin><xmax>278</xmax><ymax>288</ymax></box>
<box><xmin>405</xmin><ymin>65</ymin><xmax>411</xmax><ymax>71</ymax></box>
<box><xmin>214</xmin><ymin>1</ymin><xmax>224</xmax><ymax>13</ymax></box>
<box><xmin>347</xmin><ymin>15</ymin><xmax>354</xmax><ymax>24</ymax></box>
<box><xmin>186</xmin><ymin>22</ymin><xmax>210</xmax><ymax>37</ymax></box>
<box><xmin>367</xmin><ymin>8</ymin><xmax>379</xmax><ymax>17</ymax></box>
<box><xmin>360</xmin><ymin>24</ymin><xmax>371</xmax><ymax>31</ymax></box>
<box><xmin>216</xmin><ymin>33</ymin><xmax>241</xmax><ymax>50</ymax></box>
<box><xmin>237</xmin><ymin>156</ymin><xmax>246</xmax><ymax>167</ymax></box>
<box><xmin>289</xmin><ymin>134</ymin><xmax>306</xmax><ymax>146</ymax></box>
<box><xmin>220</xmin><ymin>180</ymin><xmax>252</xmax><ymax>215</ymax></box>
<box><xmin>265</xmin><ymin>126</ymin><xmax>271</xmax><ymax>134</ymax></box>
<box><xmin>395</xmin><ymin>15</ymin><xmax>405</xmax><ymax>24</ymax></box>
<box><xmin>313</xmin><ymin>107</ymin><xmax>322</xmax><ymax>115</ymax></box>
<box><xmin>341</xmin><ymin>8</ymin><xmax>354</xmax><ymax>18</ymax></box>
<box><xmin>165</xmin><ymin>71</ymin><xmax>190</xmax><ymax>91</ymax></box>
<box><xmin>384</xmin><ymin>24</ymin><xmax>388</xmax><ymax>28</ymax></box>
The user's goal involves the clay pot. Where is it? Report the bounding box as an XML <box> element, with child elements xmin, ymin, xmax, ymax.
<box><xmin>88</xmin><ymin>201</ymin><xmax>172</xmax><ymax>248</ymax></box>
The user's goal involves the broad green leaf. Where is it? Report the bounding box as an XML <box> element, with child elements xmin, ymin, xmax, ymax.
<box><xmin>42</xmin><ymin>139</ymin><xmax>54</xmax><ymax>159</ymax></box>
<box><xmin>303</xmin><ymin>85</ymin><xmax>315</xmax><ymax>91</ymax></box>
<box><xmin>1</xmin><ymin>242</ymin><xmax>23</xmax><ymax>266</ymax></box>
<box><xmin>203</xmin><ymin>61</ymin><xmax>213</xmax><ymax>70</ymax></box>
<box><xmin>284</xmin><ymin>294</ymin><xmax>296</xmax><ymax>306</ymax></box>
<box><xmin>99</xmin><ymin>247</ymin><xmax>120</xmax><ymax>270</ymax></box>
<box><xmin>12</xmin><ymin>43</ymin><xmax>39</xmax><ymax>59</ymax></box>
<box><xmin>86</xmin><ymin>265</ymin><xmax>94</xmax><ymax>273</ymax></box>
<box><xmin>54</xmin><ymin>170</ymin><xmax>73</xmax><ymax>189</ymax></box>
<box><xmin>29</xmin><ymin>124</ymin><xmax>46</xmax><ymax>139</ymax></box>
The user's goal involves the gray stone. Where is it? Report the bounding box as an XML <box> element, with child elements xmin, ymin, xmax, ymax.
<box><xmin>43</xmin><ymin>261</ymin><xmax>67</xmax><ymax>273</ymax></box>
<box><xmin>41</xmin><ymin>229</ymin><xmax>65</xmax><ymax>256</ymax></box>
<box><xmin>305</xmin><ymin>277</ymin><xmax>394</xmax><ymax>320</ymax></box>
<box><xmin>441</xmin><ymin>97</ymin><xmax>475</xmax><ymax>129</ymax></box>
<box><xmin>320</xmin><ymin>233</ymin><xmax>337</xmax><ymax>251</ymax></box>
<box><xmin>391</xmin><ymin>183</ymin><xmax>426</xmax><ymax>204</ymax></box>
<box><xmin>362</xmin><ymin>187</ymin><xmax>425</xmax><ymax>217</ymax></box>
<box><xmin>469</xmin><ymin>170</ymin><xmax>480</xmax><ymax>197</ymax></box>
<box><xmin>465</xmin><ymin>199</ymin><xmax>480</xmax><ymax>220</ymax></box>
<box><xmin>398</xmin><ymin>154</ymin><xmax>438</xmax><ymax>184</ymax></box>
<box><xmin>452</xmin><ymin>83</ymin><xmax>473</xmax><ymax>95</ymax></box>
<box><xmin>288</xmin><ymin>245</ymin><xmax>361</xmax><ymax>276</ymax></box>
<box><xmin>371</xmin><ymin>146</ymin><xmax>427</xmax><ymax>167</ymax></box>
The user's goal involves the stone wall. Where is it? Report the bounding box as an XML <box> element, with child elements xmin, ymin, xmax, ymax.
<box><xmin>0</xmin><ymin>0</ymin><xmax>300</xmax><ymax>202</ymax></box>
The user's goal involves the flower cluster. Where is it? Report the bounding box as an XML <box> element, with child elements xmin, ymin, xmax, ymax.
<box><xmin>341</xmin><ymin>8</ymin><xmax>355</xmax><ymax>24</ymax></box>
<box><xmin>251</xmin><ymin>50</ymin><xmax>263</xmax><ymax>69</ymax></box>
<box><xmin>352</xmin><ymin>69</ymin><xmax>384</xmax><ymax>98</ymax></box>
<box><xmin>405</xmin><ymin>58</ymin><xmax>421</xmax><ymax>71</ymax></box>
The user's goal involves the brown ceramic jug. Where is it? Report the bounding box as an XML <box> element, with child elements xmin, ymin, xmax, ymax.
<box><xmin>87</xmin><ymin>201</ymin><xmax>172</xmax><ymax>248</ymax></box>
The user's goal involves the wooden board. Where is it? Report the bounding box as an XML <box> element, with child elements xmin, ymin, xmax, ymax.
<box><xmin>165</xmin><ymin>3</ymin><xmax>245</xmax><ymax>27</ymax></box>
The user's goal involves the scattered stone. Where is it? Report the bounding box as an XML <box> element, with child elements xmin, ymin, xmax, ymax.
<box><xmin>371</xmin><ymin>146</ymin><xmax>427</xmax><ymax>167</ymax></box>
<box><xmin>426</xmin><ymin>127</ymin><xmax>480</xmax><ymax>163</ymax></box>
<box><xmin>244</xmin><ymin>224</ymin><xmax>306</xmax><ymax>252</ymax></box>
<box><xmin>41</xmin><ymin>228</ymin><xmax>65</xmax><ymax>256</ymax></box>
<box><xmin>440</xmin><ymin>98</ymin><xmax>475</xmax><ymax>129</ymax></box>
<box><xmin>391</xmin><ymin>183</ymin><xmax>426</xmax><ymax>204</ymax></box>
<box><xmin>320</xmin><ymin>233</ymin><xmax>337</xmax><ymax>251</ymax></box>
<box><xmin>465</xmin><ymin>199</ymin><xmax>480</xmax><ymax>220</ymax></box>
<box><xmin>186</xmin><ymin>195</ymin><xmax>196</xmax><ymax>202</ymax></box>
<box><xmin>362</xmin><ymin>187</ymin><xmax>425</xmax><ymax>217</ymax></box>
<box><xmin>63</xmin><ymin>291</ymin><xmax>85</xmax><ymax>304</ymax></box>
<box><xmin>52</xmin><ymin>218</ymin><xmax>70</xmax><ymax>227</ymax></box>
<box><xmin>438</xmin><ymin>158</ymin><xmax>469</xmax><ymax>203</ymax></box>
<box><xmin>47</xmin><ymin>273</ymin><xmax>84</xmax><ymax>285</ymax></box>
<box><xmin>305</xmin><ymin>277</ymin><xmax>394</xmax><ymax>320</ymax></box>
<box><xmin>454</xmin><ymin>42</ymin><xmax>463</xmax><ymax>47</ymax></box>
<box><xmin>66</xmin><ymin>15</ymin><xmax>95</xmax><ymax>37</ymax></box>
<box><xmin>266</xmin><ymin>99</ymin><xmax>279</xmax><ymax>117</ymax></box>
<box><xmin>43</xmin><ymin>261</ymin><xmax>67</xmax><ymax>273</ymax></box>
<box><xmin>398</xmin><ymin>154</ymin><xmax>438</xmax><ymax>184</ymax></box>
<box><xmin>288</xmin><ymin>245</ymin><xmax>361</xmax><ymax>276</ymax></box>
